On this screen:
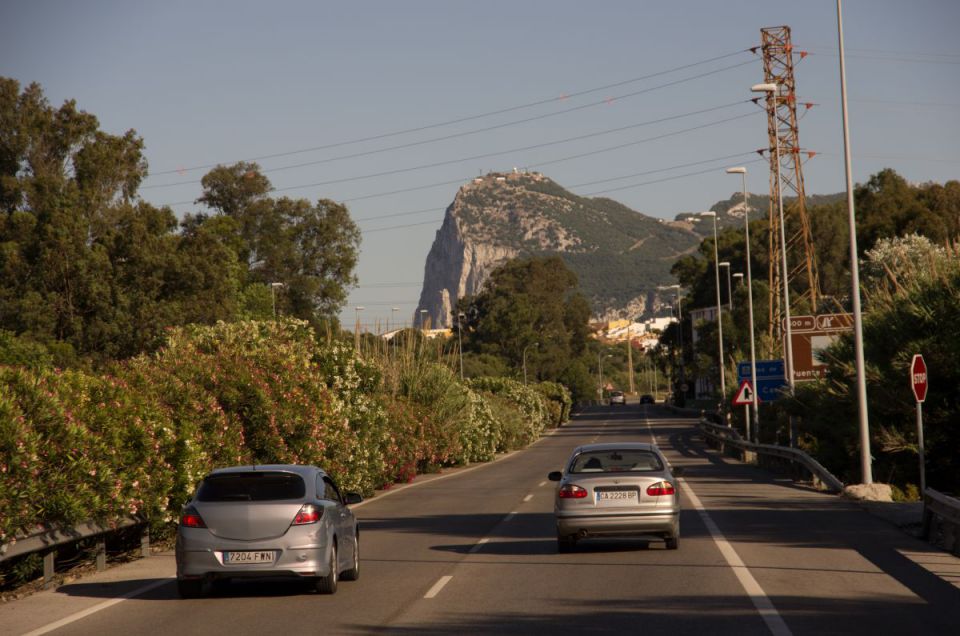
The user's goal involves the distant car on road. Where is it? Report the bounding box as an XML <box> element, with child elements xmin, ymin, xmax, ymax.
<box><xmin>639</xmin><ymin>394</ymin><xmax>655</xmax><ymax>404</ymax></box>
<box><xmin>608</xmin><ymin>390</ymin><xmax>625</xmax><ymax>405</ymax></box>
<box><xmin>548</xmin><ymin>443</ymin><xmax>681</xmax><ymax>551</ymax></box>
<box><xmin>176</xmin><ymin>464</ymin><xmax>362</xmax><ymax>597</ymax></box>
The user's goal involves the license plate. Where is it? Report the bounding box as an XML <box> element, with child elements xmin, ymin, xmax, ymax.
<box><xmin>223</xmin><ymin>551</ymin><xmax>276</xmax><ymax>564</ymax></box>
<box><xmin>596</xmin><ymin>490</ymin><xmax>638</xmax><ymax>503</ymax></box>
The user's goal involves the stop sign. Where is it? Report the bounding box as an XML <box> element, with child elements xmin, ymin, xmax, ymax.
<box><xmin>911</xmin><ymin>354</ymin><xmax>928</xmax><ymax>403</ymax></box>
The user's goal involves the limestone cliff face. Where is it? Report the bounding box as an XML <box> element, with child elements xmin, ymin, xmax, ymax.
<box><xmin>414</xmin><ymin>171</ymin><xmax>704</xmax><ymax>328</ymax></box>
<box><xmin>415</xmin><ymin>209</ymin><xmax>519</xmax><ymax>328</ymax></box>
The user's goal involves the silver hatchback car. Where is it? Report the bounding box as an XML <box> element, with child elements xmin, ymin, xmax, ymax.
<box><xmin>548</xmin><ymin>443</ymin><xmax>681</xmax><ymax>551</ymax></box>
<box><xmin>175</xmin><ymin>464</ymin><xmax>362</xmax><ymax>597</ymax></box>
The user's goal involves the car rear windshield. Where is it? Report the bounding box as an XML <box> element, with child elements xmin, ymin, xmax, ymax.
<box><xmin>570</xmin><ymin>450</ymin><xmax>663</xmax><ymax>473</ymax></box>
<box><xmin>196</xmin><ymin>472</ymin><xmax>306</xmax><ymax>502</ymax></box>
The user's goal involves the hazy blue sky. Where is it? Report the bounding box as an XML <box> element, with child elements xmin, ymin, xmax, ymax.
<box><xmin>3</xmin><ymin>0</ymin><xmax>958</xmax><ymax>329</ymax></box>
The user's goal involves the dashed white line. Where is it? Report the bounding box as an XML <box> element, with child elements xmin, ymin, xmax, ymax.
<box><xmin>682</xmin><ymin>479</ymin><xmax>792</xmax><ymax>636</ymax></box>
<box><xmin>538</xmin><ymin>480</ymin><xmax>547</xmax><ymax>487</ymax></box>
<box><xmin>522</xmin><ymin>494</ymin><xmax>533</xmax><ymax>502</ymax></box>
<box><xmin>424</xmin><ymin>575</ymin><xmax>453</xmax><ymax>599</ymax></box>
<box><xmin>468</xmin><ymin>537</ymin><xmax>490</xmax><ymax>554</ymax></box>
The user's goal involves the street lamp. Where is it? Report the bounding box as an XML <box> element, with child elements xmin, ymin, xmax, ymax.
<box><xmin>270</xmin><ymin>282</ymin><xmax>285</xmax><ymax>320</ymax></box>
<box><xmin>522</xmin><ymin>341</ymin><xmax>539</xmax><ymax>385</ymax></box>
<box><xmin>726</xmin><ymin>166</ymin><xmax>760</xmax><ymax>442</ymax></box>
<box><xmin>354</xmin><ymin>306</ymin><xmax>365</xmax><ymax>350</ymax></box>
<box><xmin>732</xmin><ymin>272</ymin><xmax>744</xmax><ymax>287</ymax></box>
<box><xmin>719</xmin><ymin>261</ymin><xmax>732</xmax><ymax>311</ymax></box>
<box><xmin>836</xmin><ymin>0</ymin><xmax>872</xmax><ymax>483</ymax></box>
<box><xmin>419</xmin><ymin>309</ymin><xmax>428</xmax><ymax>331</ymax></box>
<box><xmin>390</xmin><ymin>307</ymin><xmax>399</xmax><ymax>332</ymax></box>
<box><xmin>658</xmin><ymin>284</ymin><xmax>684</xmax><ymax>403</ymax></box>
<box><xmin>457</xmin><ymin>312</ymin><xmax>466</xmax><ymax>381</ymax></box>
<box><xmin>752</xmin><ymin>82</ymin><xmax>795</xmax><ymax>396</ymax></box>
<box><xmin>598</xmin><ymin>353</ymin><xmax>612</xmax><ymax>402</ymax></box>
<box><xmin>700</xmin><ymin>211</ymin><xmax>727</xmax><ymax>415</ymax></box>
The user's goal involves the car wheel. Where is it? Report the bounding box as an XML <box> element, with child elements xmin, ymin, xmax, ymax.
<box><xmin>341</xmin><ymin>536</ymin><xmax>360</xmax><ymax>581</ymax></box>
<box><xmin>665</xmin><ymin>536</ymin><xmax>679</xmax><ymax>550</ymax></box>
<box><xmin>177</xmin><ymin>578</ymin><xmax>204</xmax><ymax>599</ymax></box>
<box><xmin>557</xmin><ymin>533</ymin><xmax>577</xmax><ymax>553</ymax></box>
<box><xmin>315</xmin><ymin>543</ymin><xmax>339</xmax><ymax>594</ymax></box>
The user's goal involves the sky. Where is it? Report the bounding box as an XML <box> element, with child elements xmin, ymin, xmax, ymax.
<box><xmin>2</xmin><ymin>0</ymin><xmax>958</xmax><ymax>331</ymax></box>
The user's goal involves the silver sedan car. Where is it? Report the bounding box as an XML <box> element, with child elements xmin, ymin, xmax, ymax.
<box><xmin>175</xmin><ymin>464</ymin><xmax>362</xmax><ymax>597</ymax></box>
<box><xmin>548</xmin><ymin>443</ymin><xmax>681</xmax><ymax>551</ymax></box>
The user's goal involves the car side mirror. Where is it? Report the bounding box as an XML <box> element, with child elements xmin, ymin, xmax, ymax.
<box><xmin>344</xmin><ymin>492</ymin><xmax>363</xmax><ymax>505</ymax></box>
<box><xmin>670</xmin><ymin>466</ymin><xmax>685</xmax><ymax>477</ymax></box>
<box><xmin>547</xmin><ymin>471</ymin><xmax>563</xmax><ymax>482</ymax></box>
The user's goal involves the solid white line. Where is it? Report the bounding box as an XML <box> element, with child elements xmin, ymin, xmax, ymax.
<box><xmin>681</xmin><ymin>480</ymin><xmax>792</xmax><ymax>636</ymax></box>
<box><xmin>523</xmin><ymin>494</ymin><xmax>533</xmax><ymax>502</ymax></box>
<box><xmin>423</xmin><ymin>575</ymin><xmax>453</xmax><ymax>599</ymax></box>
<box><xmin>22</xmin><ymin>577</ymin><xmax>173</xmax><ymax>636</ymax></box>
<box><xmin>468</xmin><ymin>537</ymin><xmax>490</xmax><ymax>554</ymax></box>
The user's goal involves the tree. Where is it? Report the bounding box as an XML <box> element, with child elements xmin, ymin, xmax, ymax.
<box><xmin>0</xmin><ymin>78</ymin><xmax>246</xmax><ymax>362</ymax></box>
<box><xmin>459</xmin><ymin>256</ymin><xmax>592</xmax><ymax>397</ymax></box>
<box><xmin>194</xmin><ymin>164</ymin><xmax>361</xmax><ymax>324</ymax></box>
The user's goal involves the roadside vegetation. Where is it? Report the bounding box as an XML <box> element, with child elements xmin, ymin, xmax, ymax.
<box><xmin>667</xmin><ymin>170</ymin><xmax>960</xmax><ymax>494</ymax></box>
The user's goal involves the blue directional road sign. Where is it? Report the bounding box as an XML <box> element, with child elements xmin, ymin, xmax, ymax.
<box><xmin>737</xmin><ymin>359</ymin><xmax>787</xmax><ymax>402</ymax></box>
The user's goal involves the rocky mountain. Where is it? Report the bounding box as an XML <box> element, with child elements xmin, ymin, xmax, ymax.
<box><xmin>414</xmin><ymin>171</ymin><xmax>700</xmax><ymax>328</ymax></box>
<box><xmin>414</xmin><ymin>171</ymin><xmax>843</xmax><ymax>328</ymax></box>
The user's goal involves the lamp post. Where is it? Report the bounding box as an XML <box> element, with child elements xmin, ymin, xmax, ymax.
<box><xmin>733</xmin><ymin>272</ymin><xmax>744</xmax><ymax>288</ymax></box>
<box><xmin>457</xmin><ymin>312</ymin><xmax>466</xmax><ymax>381</ymax></box>
<box><xmin>658</xmin><ymin>284</ymin><xmax>684</xmax><ymax>403</ymax></box>
<box><xmin>354</xmin><ymin>306</ymin><xmax>365</xmax><ymax>350</ymax></box>
<box><xmin>836</xmin><ymin>0</ymin><xmax>872</xmax><ymax>483</ymax></box>
<box><xmin>522</xmin><ymin>341</ymin><xmax>539</xmax><ymax>385</ymax></box>
<box><xmin>270</xmin><ymin>282</ymin><xmax>285</xmax><ymax>320</ymax></box>
<box><xmin>726</xmin><ymin>166</ymin><xmax>760</xmax><ymax>442</ymax></box>
<box><xmin>389</xmin><ymin>307</ymin><xmax>399</xmax><ymax>332</ymax></box>
<box><xmin>419</xmin><ymin>309</ymin><xmax>428</xmax><ymax>331</ymax></box>
<box><xmin>720</xmin><ymin>261</ymin><xmax>732</xmax><ymax>311</ymax></box>
<box><xmin>598</xmin><ymin>353</ymin><xmax>612</xmax><ymax>402</ymax></box>
<box><xmin>700</xmin><ymin>211</ymin><xmax>727</xmax><ymax>415</ymax></box>
<box><xmin>752</xmin><ymin>82</ymin><xmax>795</xmax><ymax>396</ymax></box>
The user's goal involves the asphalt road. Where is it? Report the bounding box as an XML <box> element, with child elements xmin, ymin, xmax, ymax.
<box><xmin>7</xmin><ymin>405</ymin><xmax>960</xmax><ymax>635</ymax></box>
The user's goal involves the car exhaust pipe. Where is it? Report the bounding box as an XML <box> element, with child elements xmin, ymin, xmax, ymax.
<box><xmin>577</xmin><ymin>529</ymin><xmax>589</xmax><ymax>539</ymax></box>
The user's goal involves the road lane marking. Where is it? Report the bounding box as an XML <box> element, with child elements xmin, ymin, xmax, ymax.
<box><xmin>681</xmin><ymin>480</ymin><xmax>792</xmax><ymax>636</ymax></box>
<box><xmin>538</xmin><ymin>480</ymin><xmax>547</xmax><ymax>487</ymax></box>
<box><xmin>645</xmin><ymin>418</ymin><xmax>657</xmax><ymax>446</ymax></box>
<box><xmin>468</xmin><ymin>538</ymin><xmax>490</xmax><ymax>554</ymax></box>
<box><xmin>424</xmin><ymin>575</ymin><xmax>453</xmax><ymax>599</ymax></box>
<box><xmin>23</xmin><ymin>577</ymin><xmax>173</xmax><ymax>636</ymax></box>
<box><xmin>523</xmin><ymin>494</ymin><xmax>533</xmax><ymax>502</ymax></box>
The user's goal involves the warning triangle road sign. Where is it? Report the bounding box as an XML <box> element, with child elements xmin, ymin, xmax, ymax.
<box><xmin>732</xmin><ymin>380</ymin><xmax>755</xmax><ymax>406</ymax></box>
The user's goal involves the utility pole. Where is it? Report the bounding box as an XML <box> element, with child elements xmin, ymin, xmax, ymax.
<box><xmin>626</xmin><ymin>327</ymin><xmax>635</xmax><ymax>395</ymax></box>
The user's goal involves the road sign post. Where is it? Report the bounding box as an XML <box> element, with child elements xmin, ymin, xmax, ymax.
<box><xmin>732</xmin><ymin>380</ymin><xmax>755</xmax><ymax>441</ymax></box>
<box><xmin>911</xmin><ymin>354</ymin><xmax>928</xmax><ymax>493</ymax></box>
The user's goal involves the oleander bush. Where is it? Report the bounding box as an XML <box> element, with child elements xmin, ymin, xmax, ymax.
<box><xmin>534</xmin><ymin>381</ymin><xmax>573</xmax><ymax>426</ymax></box>
<box><xmin>1</xmin><ymin>318</ymin><xmax>569</xmax><ymax>544</ymax></box>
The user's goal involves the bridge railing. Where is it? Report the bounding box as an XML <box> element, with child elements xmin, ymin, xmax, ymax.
<box><xmin>0</xmin><ymin>516</ymin><xmax>150</xmax><ymax>589</ymax></box>
<box><xmin>697</xmin><ymin>418</ymin><xmax>845</xmax><ymax>493</ymax></box>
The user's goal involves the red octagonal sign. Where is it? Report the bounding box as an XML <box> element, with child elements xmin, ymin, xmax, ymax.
<box><xmin>911</xmin><ymin>354</ymin><xmax>928</xmax><ymax>403</ymax></box>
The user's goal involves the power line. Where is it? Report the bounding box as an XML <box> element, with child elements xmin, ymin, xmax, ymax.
<box><xmin>159</xmin><ymin>106</ymin><xmax>761</xmax><ymax>207</ymax></box>
<box><xmin>142</xmin><ymin>65</ymin><xmax>757</xmax><ymax>191</ymax></box>
<box><xmin>577</xmin><ymin>157</ymin><xmax>766</xmax><ymax>197</ymax></box>
<box><xmin>147</xmin><ymin>49</ymin><xmax>751</xmax><ymax>177</ymax></box>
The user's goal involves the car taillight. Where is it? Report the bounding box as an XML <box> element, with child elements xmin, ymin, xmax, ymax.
<box><xmin>646</xmin><ymin>481</ymin><xmax>676</xmax><ymax>496</ymax></box>
<box><xmin>292</xmin><ymin>504</ymin><xmax>323</xmax><ymax>525</ymax></box>
<box><xmin>558</xmin><ymin>484</ymin><xmax>588</xmax><ymax>499</ymax></box>
<box><xmin>180</xmin><ymin>506</ymin><xmax>206</xmax><ymax>528</ymax></box>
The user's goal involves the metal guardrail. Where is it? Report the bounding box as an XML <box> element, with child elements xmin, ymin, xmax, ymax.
<box><xmin>0</xmin><ymin>516</ymin><xmax>149</xmax><ymax>589</ymax></box>
<box><xmin>923</xmin><ymin>489</ymin><xmax>960</xmax><ymax>556</ymax></box>
<box><xmin>698</xmin><ymin>419</ymin><xmax>845</xmax><ymax>493</ymax></box>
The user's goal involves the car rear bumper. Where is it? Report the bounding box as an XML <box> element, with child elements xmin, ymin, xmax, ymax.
<box><xmin>556</xmin><ymin>511</ymin><xmax>679</xmax><ymax>538</ymax></box>
<box><xmin>176</xmin><ymin>532</ymin><xmax>331</xmax><ymax>579</ymax></box>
